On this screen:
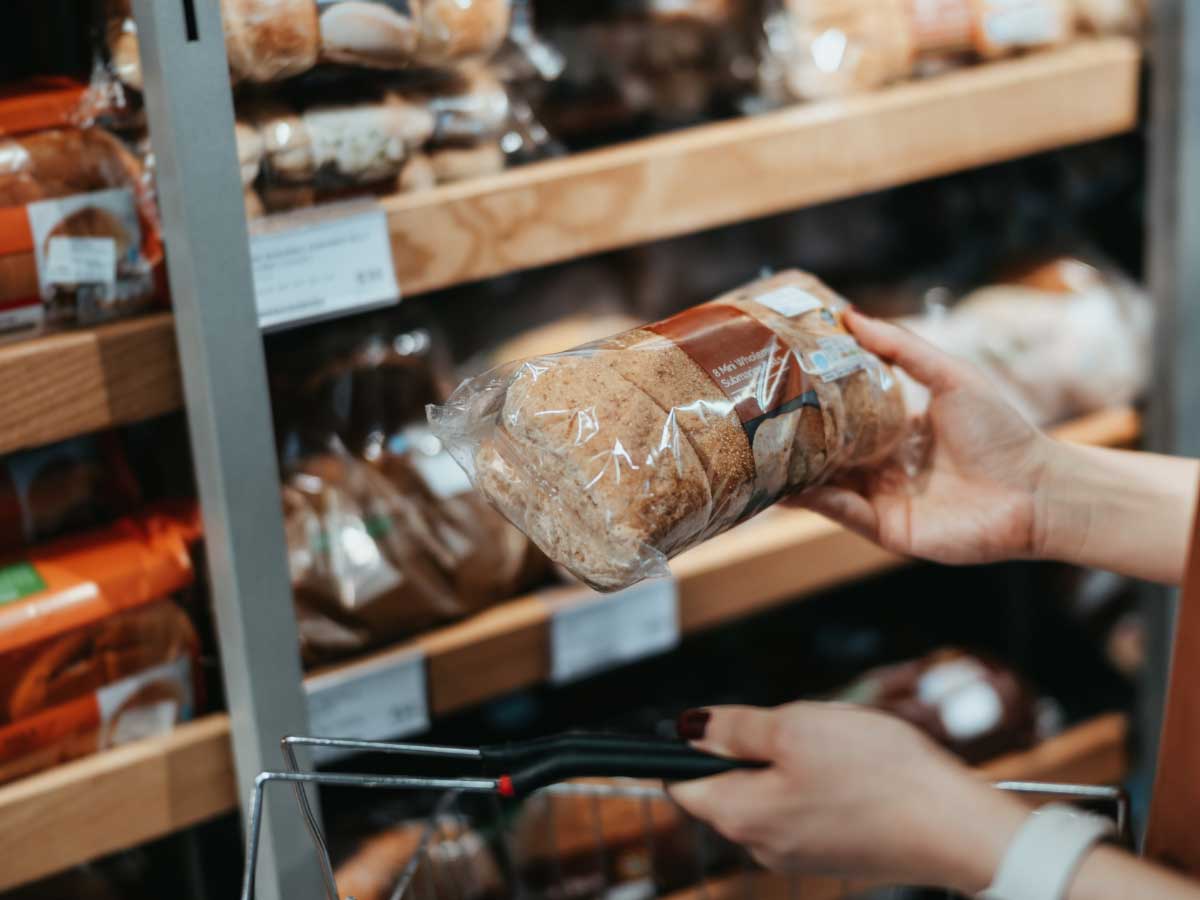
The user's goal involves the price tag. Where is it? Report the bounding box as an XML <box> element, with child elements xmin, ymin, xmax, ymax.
<box><xmin>250</xmin><ymin>204</ymin><xmax>400</xmax><ymax>330</ymax></box>
<box><xmin>44</xmin><ymin>237</ymin><xmax>117</xmax><ymax>286</ymax></box>
<box><xmin>305</xmin><ymin>649</ymin><xmax>428</xmax><ymax>759</ymax></box>
<box><xmin>550</xmin><ymin>579</ymin><xmax>680</xmax><ymax>685</ymax></box>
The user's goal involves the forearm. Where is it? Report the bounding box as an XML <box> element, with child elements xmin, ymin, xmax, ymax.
<box><xmin>1067</xmin><ymin>846</ymin><xmax>1200</xmax><ymax>900</ymax></box>
<box><xmin>1033</xmin><ymin>442</ymin><xmax>1199</xmax><ymax>584</ymax></box>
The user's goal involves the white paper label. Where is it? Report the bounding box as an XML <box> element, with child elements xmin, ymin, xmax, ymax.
<box><xmin>550</xmin><ymin>579</ymin><xmax>680</xmax><ymax>685</ymax></box>
<box><xmin>756</xmin><ymin>285</ymin><xmax>823</xmax><ymax>319</ymax></box>
<box><xmin>250</xmin><ymin>204</ymin><xmax>400</xmax><ymax>330</ymax></box>
<box><xmin>306</xmin><ymin>649</ymin><xmax>428</xmax><ymax>753</ymax></box>
<box><xmin>800</xmin><ymin>335</ymin><xmax>870</xmax><ymax>382</ymax></box>
<box><xmin>982</xmin><ymin>1</ymin><xmax>1063</xmax><ymax>46</ymax></box>
<box><xmin>24</xmin><ymin>187</ymin><xmax>142</xmax><ymax>302</ymax></box>
<box><xmin>44</xmin><ymin>237</ymin><xmax>117</xmax><ymax>286</ymax></box>
<box><xmin>96</xmin><ymin>655</ymin><xmax>194</xmax><ymax>748</ymax></box>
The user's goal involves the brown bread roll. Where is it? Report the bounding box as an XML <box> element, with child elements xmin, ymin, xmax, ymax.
<box><xmin>433</xmin><ymin>270</ymin><xmax>906</xmax><ymax>590</ymax></box>
<box><xmin>222</xmin><ymin>0</ymin><xmax>321</xmax><ymax>82</ymax></box>
<box><xmin>397</xmin><ymin>152</ymin><xmax>436</xmax><ymax>192</ymax></box>
<box><xmin>416</xmin><ymin>0</ymin><xmax>512</xmax><ymax>66</ymax></box>
<box><xmin>319</xmin><ymin>0</ymin><xmax>421</xmax><ymax>68</ymax></box>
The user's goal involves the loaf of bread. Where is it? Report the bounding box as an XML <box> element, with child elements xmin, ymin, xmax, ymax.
<box><xmin>430</xmin><ymin>270</ymin><xmax>907</xmax><ymax>590</ymax></box>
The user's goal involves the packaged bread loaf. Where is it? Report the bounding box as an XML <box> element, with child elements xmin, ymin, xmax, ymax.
<box><xmin>764</xmin><ymin>0</ymin><xmax>1076</xmax><ymax>100</ymax></box>
<box><xmin>0</xmin><ymin>504</ymin><xmax>202</xmax><ymax>783</ymax></box>
<box><xmin>335</xmin><ymin>817</ymin><xmax>502</xmax><ymax>900</ymax></box>
<box><xmin>0</xmin><ymin>80</ymin><xmax>163</xmax><ymax>340</ymax></box>
<box><xmin>429</xmin><ymin>270</ymin><xmax>908</xmax><ymax>591</ymax></box>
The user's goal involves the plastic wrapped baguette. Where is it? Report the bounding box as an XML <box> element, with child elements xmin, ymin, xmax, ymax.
<box><xmin>429</xmin><ymin>271</ymin><xmax>908</xmax><ymax>591</ymax></box>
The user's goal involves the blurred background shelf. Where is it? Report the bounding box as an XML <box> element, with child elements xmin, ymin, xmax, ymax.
<box><xmin>0</xmin><ymin>716</ymin><xmax>235</xmax><ymax>892</ymax></box>
<box><xmin>0</xmin><ymin>708</ymin><xmax>1126</xmax><ymax>894</ymax></box>
<box><xmin>0</xmin><ymin>312</ymin><xmax>181</xmax><ymax>456</ymax></box>
<box><xmin>386</xmin><ymin>38</ymin><xmax>1139</xmax><ymax>297</ymax></box>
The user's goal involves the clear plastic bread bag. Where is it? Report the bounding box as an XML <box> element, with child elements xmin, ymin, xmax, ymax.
<box><xmin>429</xmin><ymin>270</ymin><xmax>913</xmax><ymax>592</ymax></box>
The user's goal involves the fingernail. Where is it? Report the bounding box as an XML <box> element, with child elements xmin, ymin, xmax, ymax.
<box><xmin>676</xmin><ymin>709</ymin><xmax>711</xmax><ymax>741</ymax></box>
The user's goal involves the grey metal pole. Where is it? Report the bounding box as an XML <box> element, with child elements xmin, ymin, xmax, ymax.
<box><xmin>1140</xmin><ymin>0</ymin><xmax>1200</xmax><ymax>840</ymax></box>
<box><xmin>129</xmin><ymin>1</ymin><xmax>322</xmax><ymax>897</ymax></box>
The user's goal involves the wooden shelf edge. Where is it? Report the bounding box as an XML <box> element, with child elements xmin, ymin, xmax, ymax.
<box><xmin>385</xmin><ymin>38</ymin><xmax>1140</xmax><ymax>297</ymax></box>
<box><xmin>0</xmin><ymin>312</ymin><xmax>182</xmax><ymax>457</ymax></box>
<box><xmin>0</xmin><ymin>714</ymin><xmax>236</xmax><ymax>892</ymax></box>
<box><xmin>663</xmin><ymin>713</ymin><xmax>1130</xmax><ymax>900</ymax></box>
<box><xmin>328</xmin><ymin>407</ymin><xmax>1141</xmax><ymax>717</ymax></box>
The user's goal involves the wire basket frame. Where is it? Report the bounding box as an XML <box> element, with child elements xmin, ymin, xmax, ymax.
<box><xmin>241</xmin><ymin>736</ymin><xmax>1130</xmax><ymax>900</ymax></box>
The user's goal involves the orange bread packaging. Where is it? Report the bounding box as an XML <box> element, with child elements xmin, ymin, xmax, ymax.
<box><xmin>0</xmin><ymin>78</ymin><xmax>164</xmax><ymax>341</ymax></box>
<box><xmin>0</xmin><ymin>503</ymin><xmax>202</xmax><ymax>783</ymax></box>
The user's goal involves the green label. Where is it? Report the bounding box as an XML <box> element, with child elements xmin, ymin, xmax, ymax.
<box><xmin>0</xmin><ymin>561</ymin><xmax>47</xmax><ymax>605</ymax></box>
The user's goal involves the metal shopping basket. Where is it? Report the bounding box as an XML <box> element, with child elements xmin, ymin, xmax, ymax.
<box><xmin>240</xmin><ymin>733</ymin><xmax>1130</xmax><ymax>900</ymax></box>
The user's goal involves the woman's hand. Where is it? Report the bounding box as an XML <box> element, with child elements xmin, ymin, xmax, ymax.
<box><xmin>803</xmin><ymin>309</ymin><xmax>1055</xmax><ymax>565</ymax></box>
<box><xmin>806</xmin><ymin>310</ymin><xmax>1199</xmax><ymax>584</ymax></box>
<box><xmin>668</xmin><ymin>703</ymin><xmax>1028</xmax><ymax>893</ymax></box>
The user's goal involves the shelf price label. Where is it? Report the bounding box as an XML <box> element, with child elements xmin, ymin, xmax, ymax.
<box><xmin>549</xmin><ymin>579</ymin><xmax>680</xmax><ymax>685</ymax></box>
<box><xmin>249</xmin><ymin>202</ymin><xmax>400</xmax><ymax>330</ymax></box>
<box><xmin>305</xmin><ymin>649</ymin><xmax>428</xmax><ymax>760</ymax></box>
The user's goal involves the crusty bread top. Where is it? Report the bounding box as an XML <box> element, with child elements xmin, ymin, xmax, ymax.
<box><xmin>223</xmin><ymin>0</ymin><xmax>320</xmax><ymax>82</ymax></box>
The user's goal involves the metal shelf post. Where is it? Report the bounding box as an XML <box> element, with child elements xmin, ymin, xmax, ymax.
<box><xmin>129</xmin><ymin>1</ymin><xmax>323</xmax><ymax>897</ymax></box>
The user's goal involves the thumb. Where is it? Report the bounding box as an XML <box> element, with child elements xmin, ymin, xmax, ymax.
<box><xmin>843</xmin><ymin>310</ymin><xmax>960</xmax><ymax>395</ymax></box>
<box><xmin>679</xmin><ymin>705</ymin><xmax>779</xmax><ymax>762</ymax></box>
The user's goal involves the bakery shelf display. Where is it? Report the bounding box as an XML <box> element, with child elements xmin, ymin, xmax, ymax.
<box><xmin>0</xmin><ymin>312</ymin><xmax>181</xmax><ymax>456</ymax></box>
<box><xmin>0</xmin><ymin>709</ymin><xmax>1128</xmax><ymax>893</ymax></box>
<box><xmin>384</xmin><ymin>38</ymin><xmax>1138</xmax><ymax>297</ymax></box>
<box><xmin>0</xmin><ymin>40</ymin><xmax>1137</xmax><ymax>458</ymax></box>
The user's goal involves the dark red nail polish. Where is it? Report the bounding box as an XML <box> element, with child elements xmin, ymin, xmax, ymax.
<box><xmin>676</xmin><ymin>709</ymin><xmax>711</xmax><ymax>741</ymax></box>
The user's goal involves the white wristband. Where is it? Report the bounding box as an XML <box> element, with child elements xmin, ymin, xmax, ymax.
<box><xmin>978</xmin><ymin>803</ymin><xmax>1114</xmax><ymax>900</ymax></box>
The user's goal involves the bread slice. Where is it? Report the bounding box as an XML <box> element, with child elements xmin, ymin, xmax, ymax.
<box><xmin>594</xmin><ymin>328</ymin><xmax>755</xmax><ymax>535</ymax></box>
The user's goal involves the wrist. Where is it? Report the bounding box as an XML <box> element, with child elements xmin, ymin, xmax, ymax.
<box><xmin>1029</xmin><ymin>438</ymin><xmax>1092</xmax><ymax>565</ymax></box>
<box><xmin>923</xmin><ymin>780</ymin><xmax>1030</xmax><ymax>895</ymax></box>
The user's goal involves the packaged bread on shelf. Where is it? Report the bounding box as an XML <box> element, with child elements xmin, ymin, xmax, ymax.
<box><xmin>763</xmin><ymin>0</ymin><xmax>1077</xmax><ymax>101</ymax></box>
<box><xmin>0</xmin><ymin>79</ymin><xmax>164</xmax><ymax>340</ymax></box>
<box><xmin>0</xmin><ymin>504</ymin><xmax>202</xmax><ymax>784</ymax></box>
<box><xmin>278</xmin><ymin>324</ymin><xmax>545</xmax><ymax>664</ymax></box>
<box><xmin>835</xmin><ymin>648</ymin><xmax>1041</xmax><ymax>764</ymax></box>
<box><xmin>335</xmin><ymin>817</ymin><xmax>502</xmax><ymax>900</ymax></box>
<box><xmin>900</xmin><ymin>254</ymin><xmax>1151</xmax><ymax>426</ymax></box>
<box><xmin>429</xmin><ymin>270</ymin><xmax>909</xmax><ymax>591</ymax></box>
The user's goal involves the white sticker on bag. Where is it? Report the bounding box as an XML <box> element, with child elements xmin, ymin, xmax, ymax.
<box><xmin>44</xmin><ymin>237</ymin><xmax>117</xmax><ymax>286</ymax></box>
<box><xmin>755</xmin><ymin>285</ymin><xmax>824</xmax><ymax>318</ymax></box>
<box><xmin>250</xmin><ymin>203</ymin><xmax>400</xmax><ymax>330</ymax></box>
<box><xmin>306</xmin><ymin>648</ymin><xmax>428</xmax><ymax>757</ymax></box>
<box><xmin>95</xmin><ymin>655</ymin><xmax>194</xmax><ymax>748</ymax></box>
<box><xmin>24</xmin><ymin>187</ymin><xmax>143</xmax><ymax>302</ymax></box>
<box><xmin>939</xmin><ymin>680</ymin><xmax>1004</xmax><ymax>741</ymax></box>
<box><xmin>981</xmin><ymin>0</ymin><xmax>1064</xmax><ymax>46</ymax></box>
<box><xmin>799</xmin><ymin>335</ymin><xmax>870</xmax><ymax>382</ymax></box>
<box><xmin>550</xmin><ymin>579</ymin><xmax>680</xmax><ymax>685</ymax></box>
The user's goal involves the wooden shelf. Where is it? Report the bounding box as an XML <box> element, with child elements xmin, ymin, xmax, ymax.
<box><xmin>329</xmin><ymin>406</ymin><xmax>1139</xmax><ymax>717</ymax></box>
<box><xmin>385</xmin><ymin>38</ymin><xmax>1139</xmax><ymax>297</ymax></box>
<box><xmin>0</xmin><ymin>312</ymin><xmax>182</xmax><ymax>456</ymax></box>
<box><xmin>0</xmin><ymin>716</ymin><xmax>235</xmax><ymax>891</ymax></box>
